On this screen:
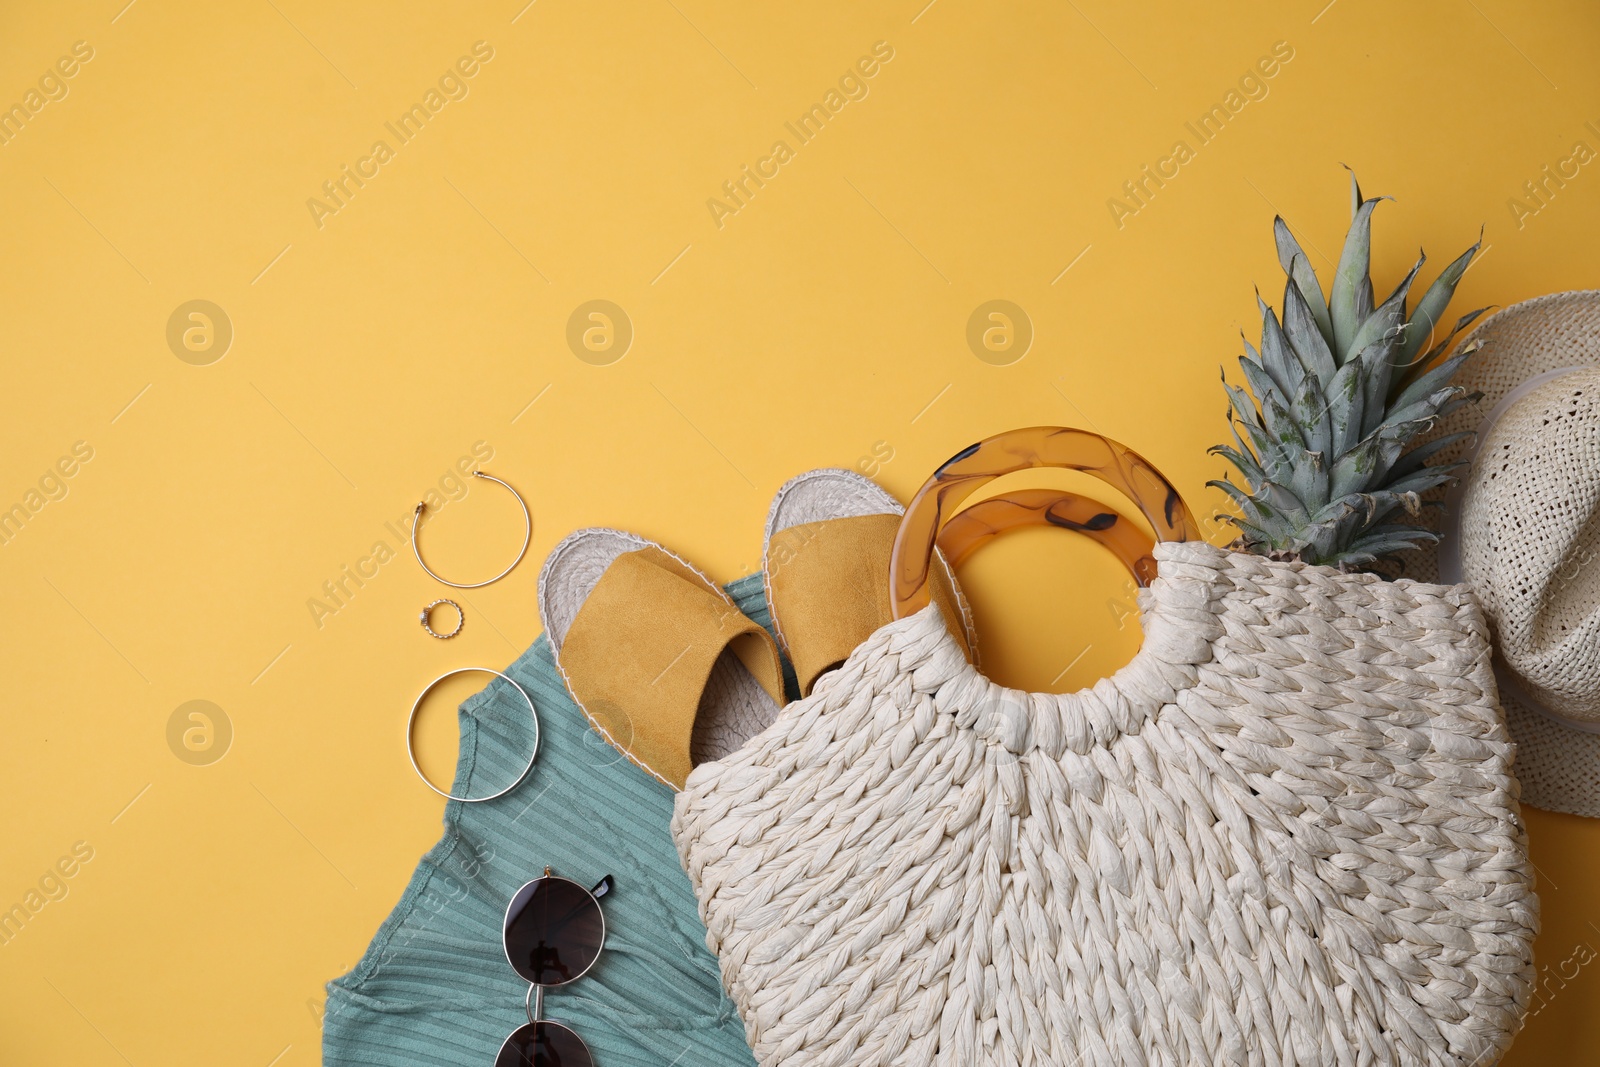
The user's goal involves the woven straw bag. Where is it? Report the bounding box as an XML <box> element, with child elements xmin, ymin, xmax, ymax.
<box><xmin>672</xmin><ymin>428</ymin><xmax>1538</xmax><ymax>1067</ymax></box>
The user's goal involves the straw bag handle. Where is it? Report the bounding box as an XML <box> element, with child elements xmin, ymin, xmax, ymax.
<box><xmin>891</xmin><ymin>427</ymin><xmax>1197</xmax><ymax>619</ymax></box>
<box><xmin>936</xmin><ymin>488</ymin><xmax>1160</xmax><ymax>587</ymax></box>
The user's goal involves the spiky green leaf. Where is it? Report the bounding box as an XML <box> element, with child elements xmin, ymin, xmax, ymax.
<box><xmin>1331</xmin><ymin>524</ymin><xmax>1443</xmax><ymax>567</ymax></box>
<box><xmin>1208</xmin><ymin>478</ymin><xmax>1277</xmax><ymax>541</ymax></box>
<box><xmin>1416</xmin><ymin>311</ymin><xmax>1488</xmax><ymax>367</ymax></box>
<box><xmin>1226</xmin><ymin>398</ymin><xmax>1291</xmax><ymax>485</ymax></box>
<box><xmin>1257</xmin><ymin>295</ymin><xmax>1305</xmax><ymax>397</ymax></box>
<box><xmin>1389</xmin><ymin>346</ymin><xmax>1477</xmax><ymax>415</ymax></box>
<box><xmin>1377</xmin><ymin>464</ymin><xmax>1462</xmax><ymax>499</ymax></box>
<box><xmin>1355</xmin><ymin>275</ymin><xmax>1375</xmax><ymax>343</ymax></box>
<box><xmin>1234</xmin><ymin>357</ymin><xmax>1277</xmax><ymax>417</ymax></box>
<box><xmin>1324</xmin><ymin>355</ymin><xmax>1366</xmax><ymax>457</ymax></box>
<box><xmin>1212</xmin><ymin>170</ymin><xmax>1484</xmax><ymax>571</ymax></box>
<box><xmin>1283</xmin><ymin>273</ymin><xmax>1338</xmax><ymax>386</ymax></box>
<box><xmin>1354</xmin><ymin>337</ymin><xmax>1398</xmax><ymax>438</ymax></box>
<box><xmin>1399</xmin><ymin>233</ymin><xmax>1482</xmax><ymax>365</ymax></box>
<box><xmin>1254</xmin><ymin>478</ymin><xmax>1312</xmax><ymax>533</ymax></box>
<box><xmin>1330</xmin><ymin>195</ymin><xmax>1383</xmax><ymax>357</ymax></box>
<box><xmin>1286</xmin><ymin>373</ymin><xmax>1334</xmax><ymax>505</ymax></box>
<box><xmin>1274</xmin><ymin>221</ymin><xmax>1334</xmax><ymax>346</ymax></box>
<box><xmin>1257</xmin><ymin>369</ymin><xmax>1307</xmax><ymax>454</ymax></box>
<box><xmin>1392</xmin><ymin>320</ymin><xmax>1486</xmax><ymax>400</ymax></box>
<box><xmin>1208</xmin><ymin>476</ymin><xmax>1255</xmax><ymax>514</ymax></box>
<box><xmin>1224</xmin><ymin>372</ymin><xmax>1273</xmax><ymax>445</ymax></box>
<box><xmin>1388</xmin><ymin>431</ymin><xmax>1473</xmax><ymax>479</ymax></box>
<box><xmin>1209</xmin><ymin>443</ymin><xmax>1263</xmax><ymax>485</ymax></box>
<box><xmin>1384</xmin><ymin>384</ymin><xmax>1470</xmax><ymax>432</ymax></box>
<box><xmin>1328</xmin><ymin>427</ymin><xmax>1405</xmax><ymax>501</ymax></box>
<box><xmin>1346</xmin><ymin>254</ymin><xmax>1422</xmax><ymax>361</ymax></box>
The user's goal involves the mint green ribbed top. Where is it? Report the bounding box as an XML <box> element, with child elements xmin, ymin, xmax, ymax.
<box><xmin>324</xmin><ymin>576</ymin><xmax>778</xmax><ymax>1066</ymax></box>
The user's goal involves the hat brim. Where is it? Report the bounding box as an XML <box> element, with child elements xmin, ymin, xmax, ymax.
<box><xmin>1401</xmin><ymin>289</ymin><xmax>1600</xmax><ymax>817</ymax></box>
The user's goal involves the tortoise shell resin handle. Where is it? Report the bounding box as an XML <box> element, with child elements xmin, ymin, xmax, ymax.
<box><xmin>936</xmin><ymin>488</ymin><xmax>1160</xmax><ymax>588</ymax></box>
<box><xmin>892</xmin><ymin>427</ymin><xmax>1197</xmax><ymax>619</ymax></box>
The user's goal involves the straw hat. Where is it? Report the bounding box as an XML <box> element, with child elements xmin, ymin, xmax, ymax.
<box><xmin>1404</xmin><ymin>290</ymin><xmax>1600</xmax><ymax>817</ymax></box>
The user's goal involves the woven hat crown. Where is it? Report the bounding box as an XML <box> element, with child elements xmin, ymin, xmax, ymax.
<box><xmin>1460</xmin><ymin>365</ymin><xmax>1600</xmax><ymax>724</ymax></box>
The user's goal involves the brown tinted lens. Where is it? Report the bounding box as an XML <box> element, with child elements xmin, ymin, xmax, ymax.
<box><xmin>494</xmin><ymin>1021</ymin><xmax>593</xmax><ymax>1067</ymax></box>
<box><xmin>504</xmin><ymin>877</ymin><xmax>603</xmax><ymax>986</ymax></box>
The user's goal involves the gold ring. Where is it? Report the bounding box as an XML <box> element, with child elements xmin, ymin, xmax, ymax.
<box><xmin>420</xmin><ymin>598</ymin><xmax>464</xmax><ymax>639</ymax></box>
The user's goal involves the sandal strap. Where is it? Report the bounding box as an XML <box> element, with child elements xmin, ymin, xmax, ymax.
<box><xmin>559</xmin><ymin>547</ymin><xmax>784</xmax><ymax>788</ymax></box>
<box><xmin>768</xmin><ymin>513</ymin><xmax>970</xmax><ymax>696</ymax></box>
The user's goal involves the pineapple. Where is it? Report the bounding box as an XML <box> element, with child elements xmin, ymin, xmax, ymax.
<box><xmin>1209</xmin><ymin>172</ymin><xmax>1485</xmax><ymax>570</ymax></box>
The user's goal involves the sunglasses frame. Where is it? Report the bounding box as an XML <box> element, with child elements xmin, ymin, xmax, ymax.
<box><xmin>495</xmin><ymin>868</ymin><xmax>612</xmax><ymax>1067</ymax></box>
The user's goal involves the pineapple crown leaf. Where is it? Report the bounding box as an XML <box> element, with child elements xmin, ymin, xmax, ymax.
<box><xmin>1212</xmin><ymin>170</ymin><xmax>1484</xmax><ymax>570</ymax></box>
<box><xmin>1388</xmin><ymin>432</ymin><xmax>1474</xmax><ymax>480</ymax></box>
<box><xmin>1392</xmin><ymin>321</ymin><xmax>1489</xmax><ymax>399</ymax></box>
<box><xmin>1281</xmin><ymin>270</ymin><xmax>1338</xmax><ymax>386</ymax></box>
<box><xmin>1339</xmin><ymin>162</ymin><xmax>1361</xmax><ymax>209</ymax></box>
<box><xmin>1273</xmin><ymin>225</ymin><xmax>1335</xmax><ymax>342</ymax></box>
<box><xmin>1397</xmin><ymin>227</ymin><xmax>1484</xmax><ymax>365</ymax></box>
<box><xmin>1209</xmin><ymin>508</ymin><xmax>1261</xmax><ymax>536</ymax></box>
<box><xmin>1345</xmin><ymin>253</ymin><xmax>1423</xmax><ymax>360</ymax></box>
<box><xmin>1390</xmin><ymin>348</ymin><xmax>1477</xmax><ymax>414</ymax></box>
<box><xmin>1330</xmin><ymin>194</ymin><xmax>1393</xmax><ymax>359</ymax></box>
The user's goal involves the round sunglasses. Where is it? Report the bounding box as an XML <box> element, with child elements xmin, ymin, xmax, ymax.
<box><xmin>495</xmin><ymin>868</ymin><xmax>613</xmax><ymax>1067</ymax></box>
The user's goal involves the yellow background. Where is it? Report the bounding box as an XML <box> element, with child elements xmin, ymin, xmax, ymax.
<box><xmin>3</xmin><ymin>1</ymin><xmax>1598</xmax><ymax>1062</ymax></box>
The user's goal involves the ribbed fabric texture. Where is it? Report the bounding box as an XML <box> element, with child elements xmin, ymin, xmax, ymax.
<box><xmin>323</xmin><ymin>576</ymin><xmax>774</xmax><ymax>1067</ymax></box>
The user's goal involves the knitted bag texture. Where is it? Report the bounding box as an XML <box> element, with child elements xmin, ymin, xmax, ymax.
<box><xmin>671</xmin><ymin>541</ymin><xmax>1538</xmax><ymax>1067</ymax></box>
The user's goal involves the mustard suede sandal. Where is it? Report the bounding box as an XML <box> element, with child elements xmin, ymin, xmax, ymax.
<box><xmin>762</xmin><ymin>469</ymin><xmax>977</xmax><ymax>697</ymax></box>
<box><xmin>538</xmin><ymin>528</ymin><xmax>786</xmax><ymax>790</ymax></box>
